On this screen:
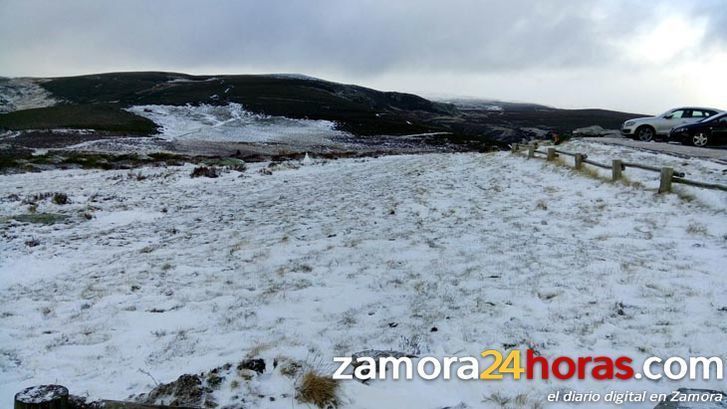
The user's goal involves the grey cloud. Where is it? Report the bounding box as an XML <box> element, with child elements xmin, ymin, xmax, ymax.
<box><xmin>694</xmin><ymin>0</ymin><xmax>727</xmax><ymax>45</ymax></box>
<box><xmin>1</xmin><ymin>0</ymin><xmax>712</xmax><ymax>77</ymax></box>
<box><xmin>0</xmin><ymin>0</ymin><xmax>724</xmax><ymax>113</ymax></box>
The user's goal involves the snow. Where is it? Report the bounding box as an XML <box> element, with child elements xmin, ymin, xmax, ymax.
<box><xmin>0</xmin><ymin>78</ymin><xmax>57</xmax><ymax>113</ymax></box>
<box><xmin>14</xmin><ymin>384</ymin><xmax>68</xmax><ymax>403</ymax></box>
<box><xmin>572</xmin><ymin>125</ymin><xmax>619</xmax><ymax>137</ymax></box>
<box><xmin>265</xmin><ymin>73</ymin><xmax>322</xmax><ymax>81</ymax></box>
<box><xmin>0</xmin><ymin>147</ymin><xmax>725</xmax><ymax>408</ymax></box>
<box><xmin>561</xmin><ymin>139</ymin><xmax>727</xmax><ymax>208</ymax></box>
<box><xmin>166</xmin><ymin>77</ymin><xmax>219</xmax><ymax>84</ymax></box>
<box><xmin>93</xmin><ymin>210</ymin><xmax>165</xmax><ymax>227</ymax></box>
<box><xmin>126</xmin><ymin>103</ymin><xmax>350</xmax><ymax>145</ymax></box>
<box><xmin>63</xmin><ymin>137</ymin><xmax>172</xmax><ymax>154</ymax></box>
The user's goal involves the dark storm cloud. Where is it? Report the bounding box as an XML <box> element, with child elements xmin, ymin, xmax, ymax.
<box><xmin>1</xmin><ymin>0</ymin><xmax>719</xmax><ymax>77</ymax></box>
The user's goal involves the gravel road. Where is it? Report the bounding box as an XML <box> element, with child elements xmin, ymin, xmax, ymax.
<box><xmin>584</xmin><ymin>136</ymin><xmax>727</xmax><ymax>163</ymax></box>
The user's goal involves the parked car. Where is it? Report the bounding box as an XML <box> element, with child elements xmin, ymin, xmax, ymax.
<box><xmin>621</xmin><ymin>107</ymin><xmax>722</xmax><ymax>141</ymax></box>
<box><xmin>669</xmin><ymin>112</ymin><xmax>727</xmax><ymax>147</ymax></box>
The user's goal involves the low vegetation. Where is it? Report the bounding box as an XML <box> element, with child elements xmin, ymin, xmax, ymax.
<box><xmin>296</xmin><ymin>371</ymin><xmax>339</xmax><ymax>409</ymax></box>
<box><xmin>52</xmin><ymin>192</ymin><xmax>69</xmax><ymax>205</ymax></box>
<box><xmin>0</xmin><ymin>103</ymin><xmax>158</xmax><ymax>134</ymax></box>
<box><xmin>190</xmin><ymin>166</ymin><xmax>219</xmax><ymax>178</ymax></box>
<box><xmin>0</xmin><ymin>150</ymin><xmax>189</xmax><ymax>172</ymax></box>
<box><xmin>4</xmin><ymin>213</ymin><xmax>69</xmax><ymax>225</ymax></box>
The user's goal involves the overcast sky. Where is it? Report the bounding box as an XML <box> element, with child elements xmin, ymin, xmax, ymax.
<box><xmin>1</xmin><ymin>0</ymin><xmax>724</xmax><ymax>113</ymax></box>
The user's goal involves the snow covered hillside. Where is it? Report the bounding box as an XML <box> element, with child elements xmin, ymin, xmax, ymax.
<box><xmin>127</xmin><ymin>103</ymin><xmax>351</xmax><ymax>145</ymax></box>
<box><xmin>1</xmin><ymin>146</ymin><xmax>726</xmax><ymax>408</ymax></box>
<box><xmin>0</xmin><ymin>78</ymin><xmax>57</xmax><ymax>113</ymax></box>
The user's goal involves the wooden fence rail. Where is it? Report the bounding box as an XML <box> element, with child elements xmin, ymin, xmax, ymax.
<box><xmin>673</xmin><ymin>177</ymin><xmax>727</xmax><ymax>192</ymax></box>
<box><xmin>510</xmin><ymin>142</ymin><xmax>727</xmax><ymax>194</ymax></box>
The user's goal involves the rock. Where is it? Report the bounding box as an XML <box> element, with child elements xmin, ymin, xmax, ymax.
<box><xmin>237</xmin><ymin>358</ymin><xmax>265</xmax><ymax>374</ymax></box>
<box><xmin>440</xmin><ymin>404</ymin><xmax>470</xmax><ymax>409</ymax></box>
<box><xmin>572</xmin><ymin>125</ymin><xmax>621</xmax><ymax>137</ymax></box>
<box><xmin>14</xmin><ymin>384</ymin><xmax>69</xmax><ymax>409</ymax></box>
<box><xmin>136</xmin><ymin>374</ymin><xmax>212</xmax><ymax>407</ymax></box>
<box><xmin>653</xmin><ymin>389</ymin><xmax>727</xmax><ymax>409</ymax></box>
<box><xmin>573</xmin><ymin>125</ymin><xmax>607</xmax><ymax>136</ymax></box>
<box><xmin>68</xmin><ymin>395</ymin><xmax>104</xmax><ymax>409</ymax></box>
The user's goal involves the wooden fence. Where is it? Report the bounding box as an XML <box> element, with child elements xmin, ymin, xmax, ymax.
<box><xmin>511</xmin><ymin>142</ymin><xmax>727</xmax><ymax>194</ymax></box>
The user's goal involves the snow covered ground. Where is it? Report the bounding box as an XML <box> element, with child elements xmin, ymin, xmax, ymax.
<box><xmin>127</xmin><ymin>103</ymin><xmax>351</xmax><ymax>146</ymax></box>
<box><xmin>0</xmin><ymin>78</ymin><xmax>57</xmax><ymax>113</ymax></box>
<box><xmin>582</xmin><ymin>137</ymin><xmax>727</xmax><ymax>163</ymax></box>
<box><xmin>1</xmin><ymin>144</ymin><xmax>726</xmax><ymax>408</ymax></box>
<box><xmin>565</xmin><ymin>139</ymin><xmax>726</xmax><ymax>197</ymax></box>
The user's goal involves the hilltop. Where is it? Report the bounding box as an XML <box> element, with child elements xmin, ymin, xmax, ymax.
<box><xmin>0</xmin><ymin>72</ymin><xmax>646</xmax><ymax>168</ymax></box>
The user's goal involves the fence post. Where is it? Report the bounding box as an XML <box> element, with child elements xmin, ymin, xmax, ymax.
<box><xmin>574</xmin><ymin>153</ymin><xmax>584</xmax><ymax>170</ymax></box>
<box><xmin>547</xmin><ymin>148</ymin><xmax>556</xmax><ymax>161</ymax></box>
<box><xmin>612</xmin><ymin>159</ymin><xmax>622</xmax><ymax>181</ymax></box>
<box><xmin>659</xmin><ymin>167</ymin><xmax>674</xmax><ymax>193</ymax></box>
<box><xmin>511</xmin><ymin>143</ymin><xmax>519</xmax><ymax>153</ymax></box>
<box><xmin>527</xmin><ymin>143</ymin><xmax>535</xmax><ymax>159</ymax></box>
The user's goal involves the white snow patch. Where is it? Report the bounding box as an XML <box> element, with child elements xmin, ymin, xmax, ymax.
<box><xmin>64</xmin><ymin>137</ymin><xmax>170</xmax><ymax>154</ymax></box>
<box><xmin>0</xmin><ymin>78</ymin><xmax>57</xmax><ymax>113</ymax></box>
<box><xmin>93</xmin><ymin>210</ymin><xmax>164</xmax><ymax>227</ymax></box>
<box><xmin>0</xmin><ymin>255</ymin><xmax>73</xmax><ymax>287</ymax></box>
<box><xmin>126</xmin><ymin>103</ymin><xmax>349</xmax><ymax>145</ymax></box>
<box><xmin>166</xmin><ymin>77</ymin><xmax>219</xmax><ymax>84</ymax></box>
<box><xmin>266</xmin><ymin>73</ymin><xmax>321</xmax><ymax>81</ymax></box>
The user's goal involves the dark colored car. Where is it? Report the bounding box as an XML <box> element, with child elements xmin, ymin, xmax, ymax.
<box><xmin>669</xmin><ymin>112</ymin><xmax>727</xmax><ymax>147</ymax></box>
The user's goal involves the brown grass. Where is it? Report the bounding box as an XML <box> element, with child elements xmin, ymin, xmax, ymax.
<box><xmin>297</xmin><ymin>371</ymin><xmax>339</xmax><ymax>408</ymax></box>
<box><xmin>686</xmin><ymin>222</ymin><xmax>708</xmax><ymax>235</ymax></box>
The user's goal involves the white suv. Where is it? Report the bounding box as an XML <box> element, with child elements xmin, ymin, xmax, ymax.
<box><xmin>621</xmin><ymin>107</ymin><xmax>722</xmax><ymax>141</ymax></box>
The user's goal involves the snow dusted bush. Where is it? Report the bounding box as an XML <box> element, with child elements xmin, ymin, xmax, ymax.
<box><xmin>52</xmin><ymin>192</ymin><xmax>69</xmax><ymax>205</ymax></box>
<box><xmin>190</xmin><ymin>166</ymin><xmax>219</xmax><ymax>178</ymax></box>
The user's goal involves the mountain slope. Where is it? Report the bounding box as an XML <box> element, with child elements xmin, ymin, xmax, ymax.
<box><xmin>37</xmin><ymin>72</ymin><xmax>457</xmax><ymax>136</ymax></box>
<box><xmin>443</xmin><ymin>98</ymin><xmax>647</xmax><ymax>133</ymax></box>
<box><xmin>0</xmin><ymin>72</ymin><xmax>645</xmax><ymax>148</ymax></box>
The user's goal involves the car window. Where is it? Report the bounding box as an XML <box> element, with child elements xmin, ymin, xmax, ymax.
<box><xmin>703</xmin><ymin>113</ymin><xmax>726</xmax><ymax>123</ymax></box>
<box><xmin>669</xmin><ymin>110</ymin><xmax>685</xmax><ymax>119</ymax></box>
<box><xmin>690</xmin><ymin>110</ymin><xmax>706</xmax><ymax>118</ymax></box>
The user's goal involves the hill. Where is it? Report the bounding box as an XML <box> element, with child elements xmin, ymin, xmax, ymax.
<box><xmin>1</xmin><ymin>72</ymin><xmax>457</xmax><ymax>137</ymax></box>
<box><xmin>0</xmin><ymin>72</ymin><xmax>645</xmax><ymax>149</ymax></box>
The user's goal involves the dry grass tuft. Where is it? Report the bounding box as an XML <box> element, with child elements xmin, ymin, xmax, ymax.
<box><xmin>577</xmin><ymin>164</ymin><xmax>601</xmax><ymax>179</ymax></box>
<box><xmin>483</xmin><ymin>391</ymin><xmax>544</xmax><ymax>409</ymax></box>
<box><xmin>686</xmin><ymin>222</ymin><xmax>708</xmax><ymax>235</ymax></box>
<box><xmin>297</xmin><ymin>371</ymin><xmax>339</xmax><ymax>408</ymax></box>
<box><xmin>551</xmin><ymin>156</ymin><xmax>604</xmax><ymax>181</ymax></box>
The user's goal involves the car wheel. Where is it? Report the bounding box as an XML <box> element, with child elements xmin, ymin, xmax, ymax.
<box><xmin>636</xmin><ymin>126</ymin><xmax>655</xmax><ymax>142</ymax></box>
<box><xmin>692</xmin><ymin>132</ymin><xmax>709</xmax><ymax>147</ymax></box>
